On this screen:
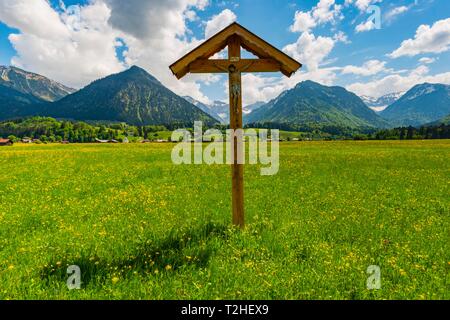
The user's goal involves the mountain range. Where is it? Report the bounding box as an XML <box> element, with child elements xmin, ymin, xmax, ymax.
<box><xmin>0</xmin><ymin>66</ymin><xmax>218</xmax><ymax>126</ymax></box>
<box><xmin>380</xmin><ymin>83</ymin><xmax>450</xmax><ymax>127</ymax></box>
<box><xmin>245</xmin><ymin>80</ymin><xmax>389</xmax><ymax>130</ymax></box>
<box><xmin>1</xmin><ymin>65</ymin><xmax>449</xmax><ymax>130</ymax></box>
<box><xmin>44</xmin><ymin>66</ymin><xmax>217</xmax><ymax>126</ymax></box>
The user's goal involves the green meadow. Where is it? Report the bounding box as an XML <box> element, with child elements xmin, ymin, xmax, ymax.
<box><xmin>0</xmin><ymin>141</ymin><xmax>449</xmax><ymax>299</ymax></box>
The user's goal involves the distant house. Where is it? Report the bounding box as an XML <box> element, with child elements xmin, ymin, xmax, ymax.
<box><xmin>122</xmin><ymin>137</ymin><xmax>129</xmax><ymax>143</ymax></box>
<box><xmin>141</xmin><ymin>139</ymin><xmax>151</xmax><ymax>143</ymax></box>
<box><xmin>0</xmin><ymin>138</ymin><xmax>13</xmax><ymax>146</ymax></box>
<box><xmin>21</xmin><ymin>138</ymin><xmax>32</xmax><ymax>143</ymax></box>
<box><xmin>109</xmin><ymin>139</ymin><xmax>119</xmax><ymax>143</ymax></box>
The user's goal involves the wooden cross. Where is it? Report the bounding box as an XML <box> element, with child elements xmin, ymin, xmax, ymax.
<box><xmin>170</xmin><ymin>23</ymin><xmax>301</xmax><ymax>228</ymax></box>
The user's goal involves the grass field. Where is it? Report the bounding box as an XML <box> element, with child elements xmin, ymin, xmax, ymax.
<box><xmin>0</xmin><ymin>141</ymin><xmax>449</xmax><ymax>299</ymax></box>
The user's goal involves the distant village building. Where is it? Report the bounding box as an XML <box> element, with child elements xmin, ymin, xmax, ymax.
<box><xmin>122</xmin><ymin>137</ymin><xmax>129</xmax><ymax>143</ymax></box>
<box><xmin>21</xmin><ymin>138</ymin><xmax>32</xmax><ymax>143</ymax></box>
<box><xmin>0</xmin><ymin>138</ymin><xmax>13</xmax><ymax>146</ymax></box>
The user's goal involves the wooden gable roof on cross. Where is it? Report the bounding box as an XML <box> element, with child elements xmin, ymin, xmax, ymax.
<box><xmin>169</xmin><ymin>22</ymin><xmax>302</xmax><ymax>79</ymax></box>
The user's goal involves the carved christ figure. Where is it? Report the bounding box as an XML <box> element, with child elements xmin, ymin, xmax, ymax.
<box><xmin>214</xmin><ymin>61</ymin><xmax>253</xmax><ymax>115</ymax></box>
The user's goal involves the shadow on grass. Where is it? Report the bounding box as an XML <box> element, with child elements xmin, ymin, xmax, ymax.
<box><xmin>41</xmin><ymin>222</ymin><xmax>228</xmax><ymax>286</ymax></box>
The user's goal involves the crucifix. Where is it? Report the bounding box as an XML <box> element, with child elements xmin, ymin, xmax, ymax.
<box><xmin>170</xmin><ymin>23</ymin><xmax>301</xmax><ymax>228</ymax></box>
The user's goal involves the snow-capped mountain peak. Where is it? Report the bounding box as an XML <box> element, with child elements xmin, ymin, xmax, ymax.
<box><xmin>360</xmin><ymin>91</ymin><xmax>405</xmax><ymax>112</ymax></box>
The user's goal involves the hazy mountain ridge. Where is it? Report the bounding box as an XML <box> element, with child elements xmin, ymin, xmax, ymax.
<box><xmin>182</xmin><ymin>98</ymin><xmax>265</xmax><ymax>124</ymax></box>
<box><xmin>425</xmin><ymin>114</ymin><xmax>450</xmax><ymax>126</ymax></box>
<box><xmin>182</xmin><ymin>96</ymin><xmax>223</xmax><ymax>122</ymax></box>
<box><xmin>434</xmin><ymin>114</ymin><xmax>450</xmax><ymax>125</ymax></box>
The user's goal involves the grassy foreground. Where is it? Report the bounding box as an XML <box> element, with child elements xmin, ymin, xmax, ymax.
<box><xmin>0</xmin><ymin>141</ymin><xmax>448</xmax><ymax>299</ymax></box>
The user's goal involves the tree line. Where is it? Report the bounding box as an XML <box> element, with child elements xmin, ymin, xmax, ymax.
<box><xmin>1</xmin><ymin>117</ymin><xmax>449</xmax><ymax>143</ymax></box>
<box><xmin>366</xmin><ymin>124</ymin><xmax>450</xmax><ymax>140</ymax></box>
<box><xmin>0</xmin><ymin>117</ymin><xmax>171</xmax><ymax>143</ymax></box>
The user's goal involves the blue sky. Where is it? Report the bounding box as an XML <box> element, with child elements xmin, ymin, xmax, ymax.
<box><xmin>0</xmin><ymin>0</ymin><xmax>449</xmax><ymax>105</ymax></box>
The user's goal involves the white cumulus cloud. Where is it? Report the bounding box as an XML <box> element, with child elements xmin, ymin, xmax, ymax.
<box><xmin>283</xmin><ymin>32</ymin><xmax>336</xmax><ymax>72</ymax></box>
<box><xmin>289</xmin><ymin>0</ymin><xmax>343</xmax><ymax>33</ymax></box>
<box><xmin>345</xmin><ymin>0</ymin><xmax>382</xmax><ymax>11</ymax></box>
<box><xmin>342</xmin><ymin>60</ymin><xmax>389</xmax><ymax>76</ymax></box>
<box><xmin>389</xmin><ymin>18</ymin><xmax>450</xmax><ymax>58</ymax></box>
<box><xmin>419</xmin><ymin>57</ymin><xmax>436</xmax><ymax>64</ymax></box>
<box><xmin>385</xmin><ymin>5</ymin><xmax>409</xmax><ymax>22</ymax></box>
<box><xmin>241</xmin><ymin>74</ymin><xmax>285</xmax><ymax>106</ymax></box>
<box><xmin>290</xmin><ymin>10</ymin><xmax>316</xmax><ymax>33</ymax></box>
<box><xmin>0</xmin><ymin>0</ymin><xmax>125</xmax><ymax>88</ymax></box>
<box><xmin>355</xmin><ymin>20</ymin><xmax>376</xmax><ymax>33</ymax></box>
<box><xmin>204</xmin><ymin>9</ymin><xmax>236</xmax><ymax>39</ymax></box>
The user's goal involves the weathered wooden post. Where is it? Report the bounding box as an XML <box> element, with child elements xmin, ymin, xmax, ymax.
<box><xmin>227</xmin><ymin>35</ymin><xmax>245</xmax><ymax>227</ymax></box>
<box><xmin>169</xmin><ymin>23</ymin><xmax>301</xmax><ymax>228</ymax></box>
